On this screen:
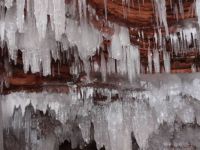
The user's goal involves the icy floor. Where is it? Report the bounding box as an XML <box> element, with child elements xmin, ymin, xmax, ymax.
<box><xmin>2</xmin><ymin>73</ymin><xmax>200</xmax><ymax>150</ymax></box>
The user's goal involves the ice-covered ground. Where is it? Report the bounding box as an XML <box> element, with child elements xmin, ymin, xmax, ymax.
<box><xmin>1</xmin><ymin>73</ymin><xmax>200</xmax><ymax>150</ymax></box>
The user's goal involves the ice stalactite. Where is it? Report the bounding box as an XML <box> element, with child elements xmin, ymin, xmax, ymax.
<box><xmin>92</xmin><ymin>106</ymin><xmax>111</xmax><ymax>150</ymax></box>
<box><xmin>191</xmin><ymin>64</ymin><xmax>197</xmax><ymax>73</ymax></box>
<box><xmin>104</xmin><ymin>0</ymin><xmax>108</xmax><ymax>20</ymax></box>
<box><xmin>110</xmin><ymin>26</ymin><xmax>140</xmax><ymax>82</ymax></box>
<box><xmin>179</xmin><ymin>0</ymin><xmax>184</xmax><ymax>19</ymax></box>
<box><xmin>1</xmin><ymin>0</ymin><xmax>143</xmax><ymax>82</ymax></box>
<box><xmin>126</xmin><ymin>45</ymin><xmax>140</xmax><ymax>82</ymax></box>
<box><xmin>16</xmin><ymin>0</ymin><xmax>25</xmax><ymax>32</ymax></box>
<box><xmin>154</xmin><ymin>0</ymin><xmax>169</xmax><ymax>36</ymax></box>
<box><xmin>5</xmin><ymin>0</ymin><xmax>13</xmax><ymax>9</ymax></box>
<box><xmin>3</xmin><ymin>74</ymin><xmax>200</xmax><ymax>149</ymax></box>
<box><xmin>110</xmin><ymin>25</ymin><xmax>122</xmax><ymax>60</ymax></box>
<box><xmin>107</xmin><ymin>58</ymin><xmax>116</xmax><ymax>75</ymax></box>
<box><xmin>153</xmin><ymin>49</ymin><xmax>160</xmax><ymax>73</ymax></box>
<box><xmin>52</xmin><ymin>0</ymin><xmax>65</xmax><ymax>41</ymax></box>
<box><xmin>5</xmin><ymin>6</ymin><xmax>18</xmax><ymax>62</ymax></box>
<box><xmin>148</xmin><ymin>48</ymin><xmax>153</xmax><ymax>73</ymax></box>
<box><xmin>100</xmin><ymin>52</ymin><xmax>107</xmax><ymax>82</ymax></box>
<box><xmin>163</xmin><ymin>51</ymin><xmax>171</xmax><ymax>73</ymax></box>
<box><xmin>34</xmin><ymin>0</ymin><xmax>48</xmax><ymax>40</ymax></box>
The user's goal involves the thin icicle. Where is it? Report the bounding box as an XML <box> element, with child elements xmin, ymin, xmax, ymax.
<box><xmin>154</xmin><ymin>0</ymin><xmax>169</xmax><ymax>36</ymax></box>
<box><xmin>153</xmin><ymin>49</ymin><xmax>160</xmax><ymax>73</ymax></box>
<box><xmin>163</xmin><ymin>51</ymin><xmax>171</xmax><ymax>73</ymax></box>
<box><xmin>100</xmin><ymin>52</ymin><xmax>107</xmax><ymax>82</ymax></box>
<box><xmin>148</xmin><ymin>48</ymin><xmax>152</xmax><ymax>73</ymax></box>
<box><xmin>196</xmin><ymin>0</ymin><xmax>200</xmax><ymax>28</ymax></box>
<box><xmin>104</xmin><ymin>0</ymin><xmax>108</xmax><ymax>20</ymax></box>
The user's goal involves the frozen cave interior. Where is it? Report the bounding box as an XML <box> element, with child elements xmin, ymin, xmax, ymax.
<box><xmin>1</xmin><ymin>0</ymin><xmax>200</xmax><ymax>150</ymax></box>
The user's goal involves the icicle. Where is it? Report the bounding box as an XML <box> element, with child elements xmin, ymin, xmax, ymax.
<box><xmin>0</xmin><ymin>20</ymin><xmax>5</xmax><ymax>43</ymax></box>
<box><xmin>78</xmin><ymin>0</ymin><xmax>87</xmax><ymax>19</ymax></box>
<box><xmin>52</xmin><ymin>0</ymin><xmax>65</xmax><ymax>41</ymax></box>
<box><xmin>153</xmin><ymin>49</ymin><xmax>160</xmax><ymax>73</ymax></box>
<box><xmin>16</xmin><ymin>0</ymin><xmax>25</xmax><ymax>32</ymax></box>
<box><xmin>110</xmin><ymin>26</ymin><xmax>122</xmax><ymax>60</ymax></box>
<box><xmin>107</xmin><ymin>58</ymin><xmax>115</xmax><ymax>75</ymax></box>
<box><xmin>196</xmin><ymin>0</ymin><xmax>200</xmax><ymax>28</ymax></box>
<box><xmin>100</xmin><ymin>52</ymin><xmax>107</xmax><ymax>82</ymax></box>
<box><xmin>5</xmin><ymin>6</ymin><xmax>18</xmax><ymax>61</ymax></box>
<box><xmin>107</xmin><ymin>102</ymin><xmax>132</xmax><ymax>150</ymax></box>
<box><xmin>154</xmin><ymin>0</ymin><xmax>169</xmax><ymax>36</ymax></box>
<box><xmin>104</xmin><ymin>0</ymin><xmax>108</xmax><ymax>20</ymax></box>
<box><xmin>148</xmin><ymin>48</ymin><xmax>152</xmax><ymax>73</ymax></box>
<box><xmin>5</xmin><ymin>0</ymin><xmax>13</xmax><ymax>9</ymax></box>
<box><xmin>174</xmin><ymin>4</ymin><xmax>179</xmax><ymax>21</ymax></box>
<box><xmin>179</xmin><ymin>0</ymin><xmax>184</xmax><ymax>19</ymax></box>
<box><xmin>191</xmin><ymin>64</ymin><xmax>197</xmax><ymax>73</ymax></box>
<box><xmin>126</xmin><ymin>45</ymin><xmax>140</xmax><ymax>82</ymax></box>
<box><xmin>119</xmin><ymin>26</ymin><xmax>131</xmax><ymax>46</ymax></box>
<box><xmin>163</xmin><ymin>51</ymin><xmax>170</xmax><ymax>73</ymax></box>
<box><xmin>34</xmin><ymin>0</ymin><xmax>48</xmax><ymax>40</ymax></box>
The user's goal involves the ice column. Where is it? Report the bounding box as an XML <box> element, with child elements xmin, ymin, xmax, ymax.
<box><xmin>52</xmin><ymin>0</ymin><xmax>65</xmax><ymax>41</ymax></box>
<box><xmin>196</xmin><ymin>0</ymin><xmax>200</xmax><ymax>28</ymax></box>
<box><xmin>5</xmin><ymin>0</ymin><xmax>13</xmax><ymax>9</ymax></box>
<box><xmin>34</xmin><ymin>0</ymin><xmax>48</xmax><ymax>40</ymax></box>
<box><xmin>153</xmin><ymin>49</ymin><xmax>160</xmax><ymax>73</ymax></box>
<box><xmin>163</xmin><ymin>51</ymin><xmax>171</xmax><ymax>73</ymax></box>
<box><xmin>16</xmin><ymin>0</ymin><xmax>25</xmax><ymax>32</ymax></box>
<box><xmin>154</xmin><ymin>0</ymin><xmax>169</xmax><ymax>36</ymax></box>
<box><xmin>148</xmin><ymin>49</ymin><xmax>153</xmax><ymax>73</ymax></box>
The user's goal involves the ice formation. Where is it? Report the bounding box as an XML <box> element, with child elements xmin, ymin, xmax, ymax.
<box><xmin>3</xmin><ymin>0</ymin><xmax>200</xmax><ymax>81</ymax></box>
<box><xmin>154</xmin><ymin>0</ymin><xmax>169</xmax><ymax>36</ymax></box>
<box><xmin>2</xmin><ymin>73</ymin><xmax>200</xmax><ymax>149</ymax></box>
<box><xmin>153</xmin><ymin>49</ymin><xmax>160</xmax><ymax>73</ymax></box>
<box><xmin>163</xmin><ymin>51</ymin><xmax>171</xmax><ymax>73</ymax></box>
